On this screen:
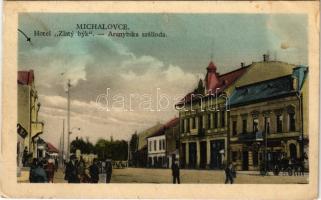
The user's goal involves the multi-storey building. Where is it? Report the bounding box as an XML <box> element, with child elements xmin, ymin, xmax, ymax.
<box><xmin>176</xmin><ymin>61</ymin><xmax>249</xmax><ymax>169</ymax></box>
<box><xmin>228</xmin><ymin>64</ymin><xmax>308</xmax><ymax>171</ymax></box>
<box><xmin>134</xmin><ymin>123</ymin><xmax>163</xmax><ymax>167</ymax></box>
<box><xmin>146</xmin><ymin>117</ymin><xmax>179</xmax><ymax>168</ymax></box>
<box><xmin>17</xmin><ymin>70</ymin><xmax>44</xmax><ymax>165</ymax></box>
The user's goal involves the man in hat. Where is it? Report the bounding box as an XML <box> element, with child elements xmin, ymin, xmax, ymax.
<box><xmin>89</xmin><ymin>158</ymin><xmax>100</xmax><ymax>183</ymax></box>
<box><xmin>65</xmin><ymin>155</ymin><xmax>80</xmax><ymax>183</ymax></box>
<box><xmin>105</xmin><ymin>159</ymin><xmax>113</xmax><ymax>183</ymax></box>
<box><xmin>171</xmin><ymin>160</ymin><xmax>180</xmax><ymax>184</ymax></box>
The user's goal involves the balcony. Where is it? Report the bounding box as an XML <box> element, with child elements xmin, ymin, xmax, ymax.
<box><xmin>237</xmin><ymin>131</ymin><xmax>263</xmax><ymax>142</ymax></box>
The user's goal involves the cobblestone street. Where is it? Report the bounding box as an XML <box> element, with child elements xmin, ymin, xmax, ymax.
<box><xmin>18</xmin><ymin>167</ymin><xmax>308</xmax><ymax>184</ymax></box>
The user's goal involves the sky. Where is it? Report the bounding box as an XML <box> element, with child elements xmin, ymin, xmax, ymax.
<box><xmin>18</xmin><ymin>13</ymin><xmax>307</xmax><ymax>149</ymax></box>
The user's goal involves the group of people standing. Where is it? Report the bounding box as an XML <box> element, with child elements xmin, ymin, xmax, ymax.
<box><xmin>64</xmin><ymin>155</ymin><xmax>113</xmax><ymax>183</ymax></box>
<box><xmin>29</xmin><ymin>157</ymin><xmax>58</xmax><ymax>183</ymax></box>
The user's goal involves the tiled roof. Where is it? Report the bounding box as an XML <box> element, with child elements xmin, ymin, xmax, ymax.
<box><xmin>46</xmin><ymin>142</ymin><xmax>59</xmax><ymax>153</ymax></box>
<box><xmin>164</xmin><ymin>117</ymin><xmax>179</xmax><ymax>129</ymax></box>
<box><xmin>147</xmin><ymin>117</ymin><xmax>179</xmax><ymax>139</ymax></box>
<box><xmin>137</xmin><ymin>123</ymin><xmax>163</xmax><ymax>150</ymax></box>
<box><xmin>177</xmin><ymin>64</ymin><xmax>249</xmax><ymax>105</ymax></box>
<box><xmin>18</xmin><ymin>70</ymin><xmax>34</xmax><ymax>85</ymax></box>
<box><xmin>217</xmin><ymin>66</ymin><xmax>249</xmax><ymax>92</ymax></box>
<box><xmin>147</xmin><ymin>127</ymin><xmax>166</xmax><ymax>138</ymax></box>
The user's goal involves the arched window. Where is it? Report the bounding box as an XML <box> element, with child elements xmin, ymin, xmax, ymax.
<box><xmin>287</xmin><ymin>106</ymin><xmax>296</xmax><ymax>132</ymax></box>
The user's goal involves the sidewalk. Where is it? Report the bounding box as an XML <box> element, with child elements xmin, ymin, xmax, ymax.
<box><xmin>17</xmin><ymin>167</ymin><xmax>67</xmax><ymax>183</ymax></box>
<box><xmin>17</xmin><ymin>167</ymin><xmax>30</xmax><ymax>183</ymax></box>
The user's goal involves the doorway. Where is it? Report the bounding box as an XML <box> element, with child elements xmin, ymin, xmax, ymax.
<box><xmin>242</xmin><ymin>151</ymin><xmax>249</xmax><ymax>170</ymax></box>
<box><xmin>189</xmin><ymin>142</ymin><xmax>197</xmax><ymax>168</ymax></box>
<box><xmin>200</xmin><ymin>141</ymin><xmax>207</xmax><ymax>168</ymax></box>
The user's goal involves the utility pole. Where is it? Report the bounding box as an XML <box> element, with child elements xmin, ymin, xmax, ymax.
<box><xmin>61</xmin><ymin>119</ymin><xmax>65</xmax><ymax>166</ymax></box>
<box><xmin>66</xmin><ymin>79</ymin><xmax>71</xmax><ymax>161</ymax></box>
<box><xmin>127</xmin><ymin>139</ymin><xmax>130</xmax><ymax>167</ymax></box>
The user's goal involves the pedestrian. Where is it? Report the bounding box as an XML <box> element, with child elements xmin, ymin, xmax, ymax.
<box><xmin>54</xmin><ymin>157</ymin><xmax>59</xmax><ymax>172</ymax></box>
<box><xmin>89</xmin><ymin>158</ymin><xmax>100</xmax><ymax>183</ymax></box>
<box><xmin>77</xmin><ymin>156</ymin><xmax>86</xmax><ymax>183</ymax></box>
<box><xmin>22</xmin><ymin>147</ymin><xmax>28</xmax><ymax>167</ymax></box>
<box><xmin>45</xmin><ymin>158</ymin><xmax>55</xmax><ymax>183</ymax></box>
<box><xmin>65</xmin><ymin>155</ymin><xmax>80</xmax><ymax>183</ymax></box>
<box><xmin>171</xmin><ymin>160</ymin><xmax>180</xmax><ymax>184</ymax></box>
<box><xmin>225</xmin><ymin>163</ymin><xmax>235</xmax><ymax>184</ymax></box>
<box><xmin>105</xmin><ymin>159</ymin><xmax>113</xmax><ymax>183</ymax></box>
<box><xmin>30</xmin><ymin>159</ymin><xmax>48</xmax><ymax>183</ymax></box>
<box><xmin>29</xmin><ymin>158</ymin><xmax>38</xmax><ymax>183</ymax></box>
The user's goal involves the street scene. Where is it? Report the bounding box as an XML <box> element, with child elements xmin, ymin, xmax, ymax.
<box><xmin>17</xmin><ymin>13</ymin><xmax>309</xmax><ymax>184</ymax></box>
<box><xmin>18</xmin><ymin>167</ymin><xmax>308</xmax><ymax>184</ymax></box>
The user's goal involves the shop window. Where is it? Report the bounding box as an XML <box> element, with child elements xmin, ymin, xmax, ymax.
<box><xmin>232</xmin><ymin>121</ymin><xmax>237</xmax><ymax>136</ymax></box>
<box><xmin>276</xmin><ymin>114</ymin><xmax>283</xmax><ymax>133</ymax></box>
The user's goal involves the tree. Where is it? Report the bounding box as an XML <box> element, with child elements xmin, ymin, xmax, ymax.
<box><xmin>70</xmin><ymin>137</ymin><xmax>95</xmax><ymax>154</ymax></box>
<box><xmin>129</xmin><ymin>132</ymin><xmax>139</xmax><ymax>166</ymax></box>
<box><xmin>94</xmin><ymin>138</ymin><xmax>128</xmax><ymax>161</ymax></box>
<box><xmin>194</xmin><ymin>79</ymin><xmax>205</xmax><ymax>95</ymax></box>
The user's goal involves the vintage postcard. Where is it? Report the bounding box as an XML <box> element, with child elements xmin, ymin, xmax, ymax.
<box><xmin>1</xmin><ymin>1</ymin><xmax>319</xmax><ymax>199</ymax></box>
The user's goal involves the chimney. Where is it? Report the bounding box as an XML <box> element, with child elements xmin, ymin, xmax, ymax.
<box><xmin>241</xmin><ymin>62</ymin><xmax>245</xmax><ymax>68</ymax></box>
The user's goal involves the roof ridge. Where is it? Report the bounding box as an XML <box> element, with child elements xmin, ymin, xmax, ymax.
<box><xmin>219</xmin><ymin>65</ymin><xmax>250</xmax><ymax>78</ymax></box>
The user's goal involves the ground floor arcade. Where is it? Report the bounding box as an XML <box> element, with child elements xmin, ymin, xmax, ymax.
<box><xmin>180</xmin><ymin>136</ymin><xmax>227</xmax><ymax>169</ymax></box>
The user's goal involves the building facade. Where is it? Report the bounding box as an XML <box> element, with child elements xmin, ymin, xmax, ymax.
<box><xmin>164</xmin><ymin>118</ymin><xmax>180</xmax><ymax>168</ymax></box>
<box><xmin>177</xmin><ymin>61</ymin><xmax>249</xmax><ymax>169</ymax></box>
<box><xmin>228</xmin><ymin>64</ymin><xmax>308</xmax><ymax>171</ymax></box>
<box><xmin>135</xmin><ymin>123</ymin><xmax>163</xmax><ymax>167</ymax></box>
<box><xmin>147</xmin><ymin>133</ymin><xmax>166</xmax><ymax>168</ymax></box>
<box><xmin>17</xmin><ymin>70</ymin><xmax>44</xmax><ymax>167</ymax></box>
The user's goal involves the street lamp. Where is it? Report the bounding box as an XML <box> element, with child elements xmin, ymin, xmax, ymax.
<box><xmin>60</xmin><ymin>73</ymin><xmax>73</xmax><ymax>162</ymax></box>
<box><xmin>67</xmin><ymin>127</ymin><xmax>80</xmax><ymax>160</ymax></box>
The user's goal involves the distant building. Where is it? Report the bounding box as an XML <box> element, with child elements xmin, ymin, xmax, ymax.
<box><xmin>147</xmin><ymin>128</ymin><xmax>166</xmax><ymax>168</ymax></box>
<box><xmin>17</xmin><ymin>70</ymin><xmax>44</xmax><ymax>166</ymax></box>
<box><xmin>164</xmin><ymin>118</ymin><xmax>180</xmax><ymax>168</ymax></box>
<box><xmin>147</xmin><ymin>117</ymin><xmax>179</xmax><ymax>168</ymax></box>
<box><xmin>135</xmin><ymin>123</ymin><xmax>163</xmax><ymax>167</ymax></box>
<box><xmin>229</xmin><ymin>63</ymin><xmax>308</xmax><ymax>171</ymax></box>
